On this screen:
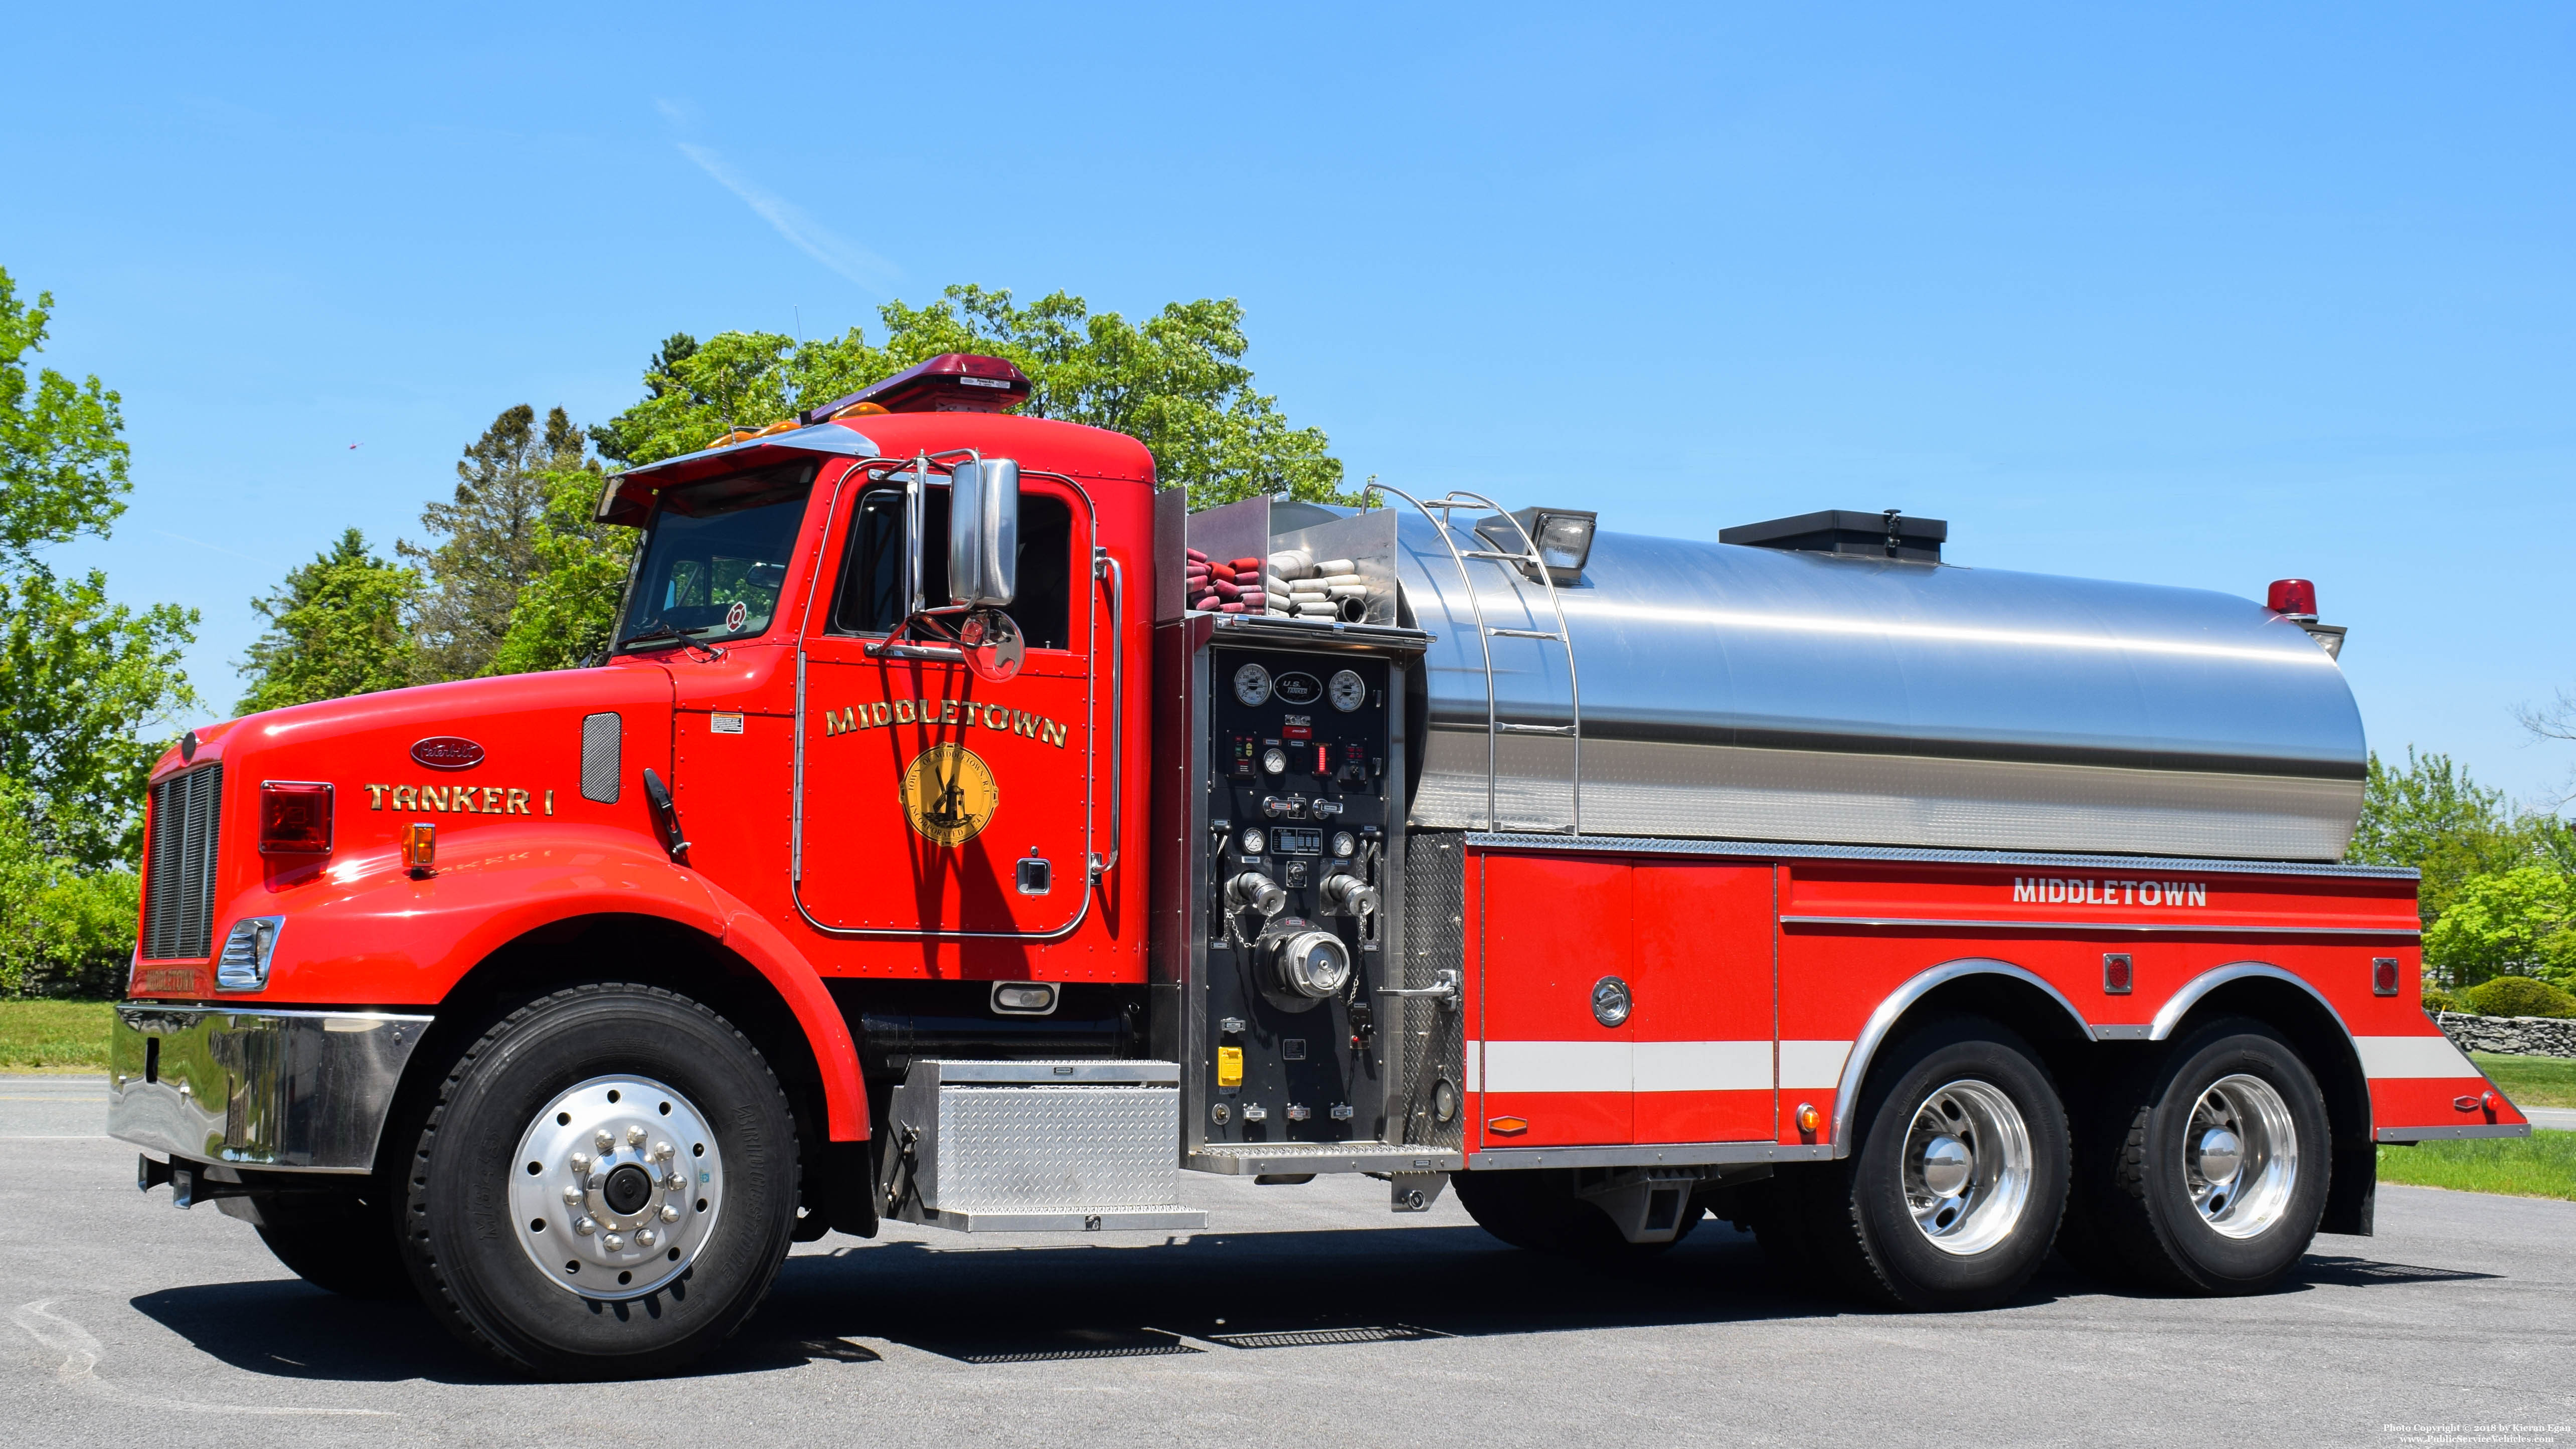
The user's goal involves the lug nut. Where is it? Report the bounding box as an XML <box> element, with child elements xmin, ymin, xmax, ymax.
<box><xmin>574</xmin><ymin>1217</ymin><xmax>597</xmax><ymax>1236</ymax></box>
<box><xmin>594</xmin><ymin>1129</ymin><xmax>614</xmax><ymax>1153</ymax></box>
<box><xmin>602</xmin><ymin>1233</ymin><xmax>625</xmax><ymax>1251</ymax></box>
<box><xmin>652</xmin><ymin>1140</ymin><xmax>673</xmax><ymax>1161</ymax></box>
<box><xmin>569</xmin><ymin>1152</ymin><xmax>590</xmax><ymax>1174</ymax></box>
<box><xmin>662</xmin><ymin>1172</ymin><xmax>684</xmax><ymax>1190</ymax></box>
<box><xmin>626</xmin><ymin>1125</ymin><xmax>647</xmax><ymax>1147</ymax></box>
<box><xmin>659</xmin><ymin>1204</ymin><xmax>680</xmax><ymax>1223</ymax></box>
<box><xmin>636</xmin><ymin>1228</ymin><xmax>657</xmax><ymax>1248</ymax></box>
<box><xmin>560</xmin><ymin>1186</ymin><xmax>584</xmax><ymax>1205</ymax></box>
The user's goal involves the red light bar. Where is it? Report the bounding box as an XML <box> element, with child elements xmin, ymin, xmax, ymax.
<box><xmin>258</xmin><ymin>781</ymin><xmax>333</xmax><ymax>854</ymax></box>
<box><xmin>802</xmin><ymin>353</ymin><xmax>1032</xmax><ymax>420</ymax></box>
<box><xmin>2267</xmin><ymin>578</ymin><xmax>2318</xmax><ymax>620</ymax></box>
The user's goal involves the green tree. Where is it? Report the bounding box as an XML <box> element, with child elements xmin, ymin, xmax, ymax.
<box><xmin>0</xmin><ymin>565</ymin><xmax>199</xmax><ymax>866</ymax></box>
<box><xmin>404</xmin><ymin>405</ymin><xmax>585</xmax><ymax>681</ymax></box>
<box><xmin>2346</xmin><ymin>749</ymin><xmax>2545</xmax><ymax>925</ymax></box>
<box><xmin>0</xmin><ymin>268</ymin><xmax>128</xmax><ymax>561</ymax></box>
<box><xmin>0</xmin><ymin>263</ymin><xmax>193</xmax><ymax>993</ymax></box>
<box><xmin>237</xmin><ymin>529</ymin><xmax>421</xmax><ymax>712</ymax></box>
<box><xmin>589</xmin><ymin>285</ymin><xmax>1350</xmax><ymax>507</ymax></box>
<box><xmin>487</xmin><ymin>464</ymin><xmax>630</xmax><ymax>675</ymax></box>
<box><xmin>2424</xmin><ymin>866</ymin><xmax>2576</xmax><ymax>990</ymax></box>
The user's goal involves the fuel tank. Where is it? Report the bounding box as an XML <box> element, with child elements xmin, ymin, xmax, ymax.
<box><xmin>1388</xmin><ymin>514</ymin><xmax>2366</xmax><ymax>860</ymax></box>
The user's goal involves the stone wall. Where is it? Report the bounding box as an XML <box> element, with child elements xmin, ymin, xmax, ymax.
<box><xmin>2434</xmin><ymin>1011</ymin><xmax>2576</xmax><ymax>1058</ymax></box>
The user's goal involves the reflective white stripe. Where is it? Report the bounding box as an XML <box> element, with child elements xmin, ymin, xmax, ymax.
<box><xmin>2356</xmin><ymin>1035</ymin><xmax>2479</xmax><ymax>1079</ymax></box>
<box><xmin>1779</xmin><ymin>1040</ymin><xmax>1854</xmax><ymax>1091</ymax></box>
<box><xmin>1481</xmin><ymin>1040</ymin><xmax>1776</xmax><ymax>1093</ymax></box>
<box><xmin>1464</xmin><ymin>1041</ymin><xmax>1481</xmax><ymax>1093</ymax></box>
<box><xmin>1484</xmin><ymin>1040</ymin><xmax>1630</xmax><ymax>1094</ymax></box>
<box><xmin>1634</xmin><ymin>1040</ymin><xmax>1773</xmax><ymax>1093</ymax></box>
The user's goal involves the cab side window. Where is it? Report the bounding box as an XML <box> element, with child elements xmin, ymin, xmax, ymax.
<box><xmin>828</xmin><ymin>487</ymin><xmax>1075</xmax><ymax>651</ymax></box>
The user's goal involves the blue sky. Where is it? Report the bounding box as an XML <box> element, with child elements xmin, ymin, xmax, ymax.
<box><xmin>6</xmin><ymin>5</ymin><xmax>2571</xmax><ymax>804</ymax></box>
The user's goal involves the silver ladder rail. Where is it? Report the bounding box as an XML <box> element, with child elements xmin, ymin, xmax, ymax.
<box><xmin>1366</xmin><ymin>484</ymin><xmax>1584</xmax><ymax>836</ymax></box>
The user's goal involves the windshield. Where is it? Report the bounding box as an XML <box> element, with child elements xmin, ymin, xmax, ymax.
<box><xmin>614</xmin><ymin>463</ymin><xmax>814</xmax><ymax>652</ymax></box>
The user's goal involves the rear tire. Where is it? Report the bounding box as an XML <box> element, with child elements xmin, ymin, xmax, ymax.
<box><xmin>2078</xmin><ymin>1017</ymin><xmax>2329</xmax><ymax>1295</ymax></box>
<box><xmin>1455</xmin><ymin>1168</ymin><xmax>1702</xmax><ymax>1258</ymax></box>
<box><xmin>1807</xmin><ymin>1015</ymin><xmax>2070</xmax><ymax>1311</ymax></box>
<box><xmin>398</xmin><ymin>984</ymin><xmax>800</xmax><ymax>1379</ymax></box>
<box><xmin>252</xmin><ymin>1189</ymin><xmax>411</xmax><ymax>1300</ymax></box>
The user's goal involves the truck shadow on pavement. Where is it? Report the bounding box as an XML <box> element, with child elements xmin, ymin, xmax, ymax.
<box><xmin>124</xmin><ymin>1223</ymin><xmax>2497</xmax><ymax>1384</ymax></box>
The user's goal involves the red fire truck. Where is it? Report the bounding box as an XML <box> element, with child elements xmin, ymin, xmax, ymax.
<box><xmin>109</xmin><ymin>352</ymin><xmax>2526</xmax><ymax>1377</ymax></box>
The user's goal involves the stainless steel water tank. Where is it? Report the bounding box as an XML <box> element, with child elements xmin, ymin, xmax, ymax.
<box><xmin>1391</xmin><ymin>514</ymin><xmax>2366</xmax><ymax>861</ymax></box>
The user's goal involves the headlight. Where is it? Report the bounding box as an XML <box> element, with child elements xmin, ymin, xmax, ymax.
<box><xmin>216</xmin><ymin>917</ymin><xmax>286</xmax><ymax>992</ymax></box>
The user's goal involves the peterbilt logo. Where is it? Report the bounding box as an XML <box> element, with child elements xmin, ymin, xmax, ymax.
<box><xmin>410</xmin><ymin>737</ymin><xmax>486</xmax><ymax>770</ymax></box>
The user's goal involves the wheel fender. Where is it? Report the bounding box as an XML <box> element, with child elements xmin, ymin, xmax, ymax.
<box><xmin>696</xmin><ymin>876</ymin><xmax>869</xmax><ymax>1143</ymax></box>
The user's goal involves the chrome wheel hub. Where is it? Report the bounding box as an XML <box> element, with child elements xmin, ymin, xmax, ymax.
<box><xmin>2185</xmin><ymin>1073</ymin><xmax>2295</xmax><ymax>1239</ymax></box>
<box><xmin>1902</xmin><ymin>1079</ymin><xmax>2033</xmax><ymax>1256</ymax></box>
<box><xmin>510</xmin><ymin>1075</ymin><xmax>723</xmax><ymax>1299</ymax></box>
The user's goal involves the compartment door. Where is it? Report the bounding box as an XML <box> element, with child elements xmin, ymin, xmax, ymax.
<box><xmin>1477</xmin><ymin>854</ymin><xmax>1635</xmax><ymax>1147</ymax></box>
<box><xmin>1628</xmin><ymin>862</ymin><xmax>1777</xmax><ymax>1144</ymax></box>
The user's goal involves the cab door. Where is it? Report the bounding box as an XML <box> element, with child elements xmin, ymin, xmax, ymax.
<box><xmin>793</xmin><ymin>469</ymin><xmax>1097</xmax><ymax>937</ymax></box>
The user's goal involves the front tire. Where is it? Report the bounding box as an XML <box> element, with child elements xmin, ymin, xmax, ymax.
<box><xmin>399</xmin><ymin>984</ymin><xmax>800</xmax><ymax>1379</ymax></box>
<box><xmin>1807</xmin><ymin>1015</ymin><xmax>2070</xmax><ymax>1311</ymax></box>
<box><xmin>2079</xmin><ymin>1018</ymin><xmax>2330</xmax><ymax>1295</ymax></box>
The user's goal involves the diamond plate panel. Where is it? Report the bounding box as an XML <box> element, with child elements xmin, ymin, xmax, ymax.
<box><xmin>927</xmin><ymin>1084</ymin><xmax>1182</xmax><ymax>1213</ymax></box>
<box><xmin>1393</xmin><ymin>830</ymin><xmax>1467</xmax><ymax>1153</ymax></box>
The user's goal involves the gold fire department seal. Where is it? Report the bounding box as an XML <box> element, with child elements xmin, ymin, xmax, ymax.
<box><xmin>899</xmin><ymin>743</ymin><xmax>998</xmax><ymax>847</ymax></box>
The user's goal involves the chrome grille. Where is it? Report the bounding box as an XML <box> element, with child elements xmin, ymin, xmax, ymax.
<box><xmin>143</xmin><ymin>763</ymin><xmax>223</xmax><ymax>960</ymax></box>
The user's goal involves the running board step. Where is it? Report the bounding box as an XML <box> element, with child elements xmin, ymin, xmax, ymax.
<box><xmin>1188</xmin><ymin>1143</ymin><xmax>1464</xmax><ymax>1176</ymax></box>
<box><xmin>881</xmin><ymin>1060</ymin><xmax>1205</xmax><ymax>1233</ymax></box>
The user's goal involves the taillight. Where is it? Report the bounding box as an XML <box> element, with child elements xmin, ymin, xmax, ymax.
<box><xmin>2267</xmin><ymin>579</ymin><xmax>2318</xmax><ymax>620</ymax></box>
<box><xmin>2373</xmin><ymin>957</ymin><xmax>2402</xmax><ymax>996</ymax></box>
<box><xmin>257</xmin><ymin>781</ymin><xmax>333</xmax><ymax>854</ymax></box>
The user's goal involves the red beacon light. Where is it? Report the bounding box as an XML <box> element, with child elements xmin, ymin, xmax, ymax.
<box><xmin>2267</xmin><ymin>579</ymin><xmax>2319</xmax><ymax>622</ymax></box>
<box><xmin>802</xmin><ymin>353</ymin><xmax>1032</xmax><ymax>422</ymax></box>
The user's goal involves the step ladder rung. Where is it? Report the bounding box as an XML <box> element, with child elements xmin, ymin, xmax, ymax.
<box><xmin>1488</xmin><ymin>627</ymin><xmax>1566</xmax><ymax>640</ymax></box>
<box><xmin>1494</xmin><ymin>722</ymin><xmax>1577</xmax><ymax>736</ymax></box>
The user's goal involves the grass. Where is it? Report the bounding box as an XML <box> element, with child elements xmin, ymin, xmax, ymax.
<box><xmin>2473</xmin><ymin>1051</ymin><xmax>2576</xmax><ymax>1109</ymax></box>
<box><xmin>0</xmin><ymin>998</ymin><xmax>114</xmax><ymax>1073</ymax></box>
<box><xmin>2379</xmin><ymin>1132</ymin><xmax>2576</xmax><ymax>1202</ymax></box>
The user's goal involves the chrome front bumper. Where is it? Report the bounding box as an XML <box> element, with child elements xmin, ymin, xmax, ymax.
<box><xmin>107</xmin><ymin>1005</ymin><xmax>432</xmax><ymax>1174</ymax></box>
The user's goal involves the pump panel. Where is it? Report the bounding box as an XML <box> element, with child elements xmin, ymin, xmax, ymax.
<box><xmin>1195</xmin><ymin>646</ymin><xmax>1397</xmax><ymax>1151</ymax></box>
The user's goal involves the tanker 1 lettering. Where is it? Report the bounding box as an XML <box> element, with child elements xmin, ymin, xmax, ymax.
<box><xmin>2013</xmin><ymin>876</ymin><xmax>2206</xmax><ymax>907</ymax></box>
<box><xmin>362</xmin><ymin>784</ymin><xmax>553</xmax><ymax>815</ymax></box>
<box><xmin>818</xmin><ymin>696</ymin><xmax>1069</xmax><ymax>748</ymax></box>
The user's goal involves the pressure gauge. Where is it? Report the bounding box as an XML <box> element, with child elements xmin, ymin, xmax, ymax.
<box><xmin>1331</xmin><ymin>831</ymin><xmax>1356</xmax><ymax>858</ymax></box>
<box><xmin>1328</xmin><ymin>669</ymin><xmax>1366</xmax><ymax>713</ymax></box>
<box><xmin>1233</xmin><ymin>662</ymin><xmax>1273</xmax><ymax>707</ymax></box>
<box><xmin>1240</xmin><ymin>827</ymin><xmax>1265</xmax><ymax>854</ymax></box>
<box><xmin>1262</xmin><ymin>747</ymin><xmax>1288</xmax><ymax>776</ymax></box>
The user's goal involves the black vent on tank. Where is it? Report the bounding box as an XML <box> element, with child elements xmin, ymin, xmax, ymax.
<box><xmin>143</xmin><ymin>762</ymin><xmax>224</xmax><ymax>959</ymax></box>
<box><xmin>1720</xmin><ymin>508</ymin><xmax>1946</xmax><ymax>564</ymax></box>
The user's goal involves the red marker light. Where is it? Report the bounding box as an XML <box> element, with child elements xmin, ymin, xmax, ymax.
<box><xmin>257</xmin><ymin>782</ymin><xmax>333</xmax><ymax>854</ymax></box>
<box><xmin>2371</xmin><ymin>957</ymin><xmax>2401</xmax><ymax>996</ymax></box>
<box><xmin>2267</xmin><ymin>579</ymin><xmax>2319</xmax><ymax>620</ymax></box>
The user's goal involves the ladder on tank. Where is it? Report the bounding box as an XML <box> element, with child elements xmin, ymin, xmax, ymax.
<box><xmin>1368</xmin><ymin>484</ymin><xmax>1585</xmax><ymax>836</ymax></box>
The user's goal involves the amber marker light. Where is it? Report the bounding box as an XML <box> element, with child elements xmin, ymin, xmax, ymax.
<box><xmin>1796</xmin><ymin>1102</ymin><xmax>1823</xmax><ymax>1135</ymax></box>
<box><xmin>403</xmin><ymin>822</ymin><xmax>437</xmax><ymax>877</ymax></box>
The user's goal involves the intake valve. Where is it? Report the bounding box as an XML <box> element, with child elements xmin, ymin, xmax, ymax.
<box><xmin>1319</xmin><ymin>874</ymin><xmax>1379</xmax><ymax>920</ymax></box>
<box><xmin>1271</xmin><ymin>923</ymin><xmax>1353</xmax><ymax>1000</ymax></box>
<box><xmin>1227</xmin><ymin>871</ymin><xmax>1287</xmax><ymax>919</ymax></box>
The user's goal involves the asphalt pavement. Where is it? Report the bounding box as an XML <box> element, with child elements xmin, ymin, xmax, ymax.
<box><xmin>7</xmin><ymin>1073</ymin><xmax>2573</xmax><ymax>1447</ymax></box>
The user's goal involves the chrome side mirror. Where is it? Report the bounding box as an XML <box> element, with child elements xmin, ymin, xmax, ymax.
<box><xmin>948</xmin><ymin>458</ymin><xmax>1019</xmax><ymax>607</ymax></box>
